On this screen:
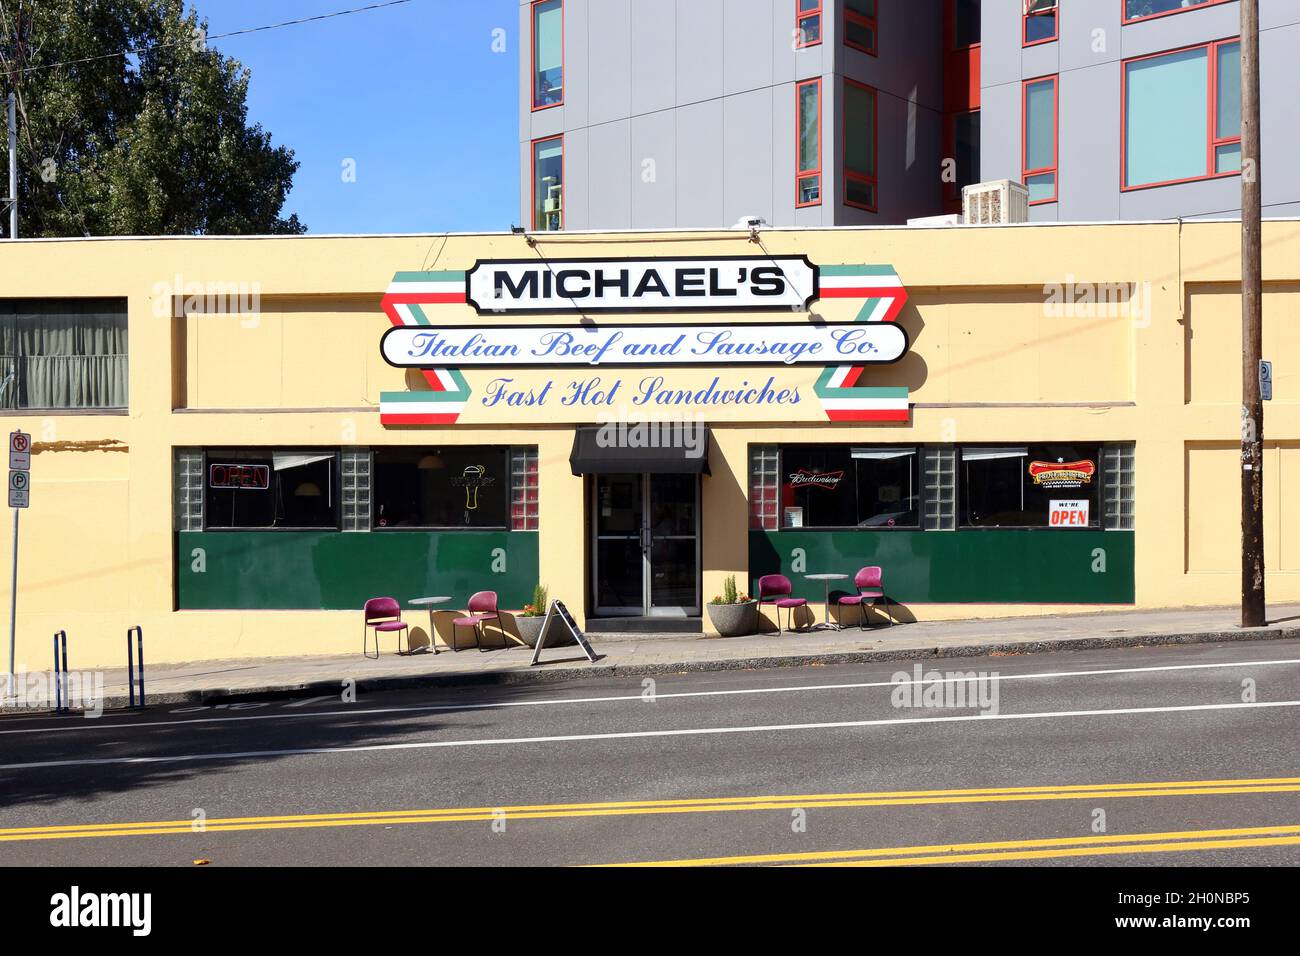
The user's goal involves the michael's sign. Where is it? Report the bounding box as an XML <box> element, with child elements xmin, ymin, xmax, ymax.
<box><xmin>465</xmin><ymin>256</ymin><xmax>818</xmax><ymax>314</ymax></box>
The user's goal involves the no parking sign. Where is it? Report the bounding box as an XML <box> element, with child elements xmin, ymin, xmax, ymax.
<box><xmin>7</xmin><ymin>432</ymin><xmax>30</xmax><ymax>509</ymax></box>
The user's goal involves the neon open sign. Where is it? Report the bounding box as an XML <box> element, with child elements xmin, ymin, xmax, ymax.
<box><xmin>209</xmin><ymin>463</ymin><xmax>270</xmax><ymax>490</ymax></box>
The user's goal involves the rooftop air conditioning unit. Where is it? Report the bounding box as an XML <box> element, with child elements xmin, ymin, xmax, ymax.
<box><xmin>962</xmin><ymin>179</ymin><xmax>1030</xmax><ymax>225</ymax></box>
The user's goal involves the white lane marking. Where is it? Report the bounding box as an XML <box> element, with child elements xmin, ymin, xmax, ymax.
<box><xmin>2</xmin><ymin>699</ymin><xmax>1298</xmax><ymax>772</ymax></box>
<box><xmin>3</xmin><ymin>655</ymin><xmax>1300</xmax><ymax>737</ymax></box>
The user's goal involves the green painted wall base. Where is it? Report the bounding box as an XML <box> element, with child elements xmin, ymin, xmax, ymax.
<box><xmin>749</xmin><ymin>530</ymin><xmax>1134</xmax><ymax>604</ymax></box>
<box><xmin>177</xmin><ymin>531</ymin><xmax>539</xmax><ymax>610</ymax></box>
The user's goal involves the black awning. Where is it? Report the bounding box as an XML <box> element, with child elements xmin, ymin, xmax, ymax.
<box><xmin>569</xmin><ymin>425</ymin><xmax>711</xmax><ymax>476</ymax></box>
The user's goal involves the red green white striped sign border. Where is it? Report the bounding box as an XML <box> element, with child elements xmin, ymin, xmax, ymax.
<box><xmin>813</xmin><ymin>264</ymin><xmax>910</xmax><ymax>422</ymax></box>
<box><xmin>379</xmin><ymin>263</ymin><xmax>909</xmax><ymax>425</ymax></box>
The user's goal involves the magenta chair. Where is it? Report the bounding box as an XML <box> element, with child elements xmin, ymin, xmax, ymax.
<box><xmin>453</xmin><ymin>591</ymin><xmax>500</xmax><ymax>652</ymax></box>
<box><xmin>837</xmin><ymin>566</ymin><xmax>893</xmax><ymax>630</ymax></box>
<box><xmin>757</xmin><ymin>574</ymin><xmax>808</xmax><ymax>634</ymax></box>
<box><xmin>362</xmin><ymin>597</ymin><xmax>409</xmax><ymax>658</ymax></box>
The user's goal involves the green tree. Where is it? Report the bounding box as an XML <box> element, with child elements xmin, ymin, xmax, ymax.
<box><xmin>0</xmin><ymin>0</ymin><xmax>304</xmax><ymax>237</ymax></box>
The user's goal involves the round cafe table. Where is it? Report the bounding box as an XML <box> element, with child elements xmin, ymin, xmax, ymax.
<box><xmin>409</xmin><ymin>596</ymin><xmax>452</xmax><ymax>653</ymax></box>
<box><xmin>803</xmin><ymin>573</ymin><xmax>848</xmax><ymax>631</ymax></box>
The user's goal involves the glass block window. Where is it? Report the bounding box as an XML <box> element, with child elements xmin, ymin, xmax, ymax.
<box><xmin>923</xmin><ymin>446</ymin><xmax>956</xmax><ymax>530</ymax></box>
<box><xmin>749</xmin><ymin>445</ymin><xmax>780</xmax><ymax>530</ymax></box>
<box><xmin>174</xmin><ymin>448</ymin><xmax>204</xmax><ymax>532</ymax></box>
<box><xmin>341</xmin><ymin>449</ymin><xmax>371</xmax><ymax>532</ymax></box>
<box><xmin>1103</xmin><ymin>443</ymin><xmax>1135</xmax><ymax>531</ymax></box>
<box><xmin>510</xmin><ymin>447</ymin><xmax>539</xmax><ymax>531</ymax></box>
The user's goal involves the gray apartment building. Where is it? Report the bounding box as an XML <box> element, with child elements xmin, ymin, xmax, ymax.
<box><xmin>517</xmin><ymin>0</ymin><xmax>944</xmax><ymax>230</ymax></box>
<box><xmin>980</xmin><ymin>0</ymin><xmax>1300</xmax><ymax>221</ymax></box>
<box><xmin>519</xmin><ymin>0</ymin><xmax>1299</xmax><ymax>230</ymax></box>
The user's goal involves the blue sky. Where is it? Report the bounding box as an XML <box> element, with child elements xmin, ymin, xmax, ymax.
<box><xmin>189</xmin><ymin>0</ymin><xmax>520</xmax><ymax>234</ymax></box>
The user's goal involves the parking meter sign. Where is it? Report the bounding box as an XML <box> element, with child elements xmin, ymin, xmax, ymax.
<box><xmin>8</xmin><ymin>431</ymin><xmax>30</xmax><ymax>471</ymax></box>
<box><xmin>8</xmin><ymin>470</ymin><xmax>29</xmax><ymax>509</ymax></box>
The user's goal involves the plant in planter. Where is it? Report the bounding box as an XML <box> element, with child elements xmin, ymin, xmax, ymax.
<box><xmin>513</xmin><ymin>584</ymin><xmax>550</xmax><ymax>647</ymax></box>
<box><xmin>706</xmin><ymin>575</ymin><xmax>759</xmax><ymax>637</ymax></box>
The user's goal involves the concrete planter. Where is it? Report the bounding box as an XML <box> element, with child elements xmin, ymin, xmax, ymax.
<box><xmin>706</xmin><ymin>600</ymin><xmax>759</xmax><ymax>637</ymax></box>
<box><xmin>512</xmin><ymin>613</ymin><xmax>573</xmax><ymax>648</ymax></box>
<box><xmin>513</xmin><ymin>614</ymin><xmax>546</xmax><ymax>647</ymax></box>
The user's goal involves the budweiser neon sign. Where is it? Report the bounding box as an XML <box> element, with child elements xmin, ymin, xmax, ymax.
<box><xmin>788</xmin><ymin>469</ymin><xmax>844</xmax><ymax>490</ymax></box>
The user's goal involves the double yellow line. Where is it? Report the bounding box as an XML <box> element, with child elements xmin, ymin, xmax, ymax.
<box><xmin>2</xmin><ymin>775</ymin><xmax>1298</xmax><ymax>844</ymax></box>
<box><xmin>610</xmin><ymin>824</ymin><xmax>1300</xmax><ymax>867</ymax></box>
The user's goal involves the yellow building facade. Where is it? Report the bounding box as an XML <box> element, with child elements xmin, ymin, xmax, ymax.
<box><xmin>1</xmin><ymin>220</ymin><xmax>1297</xmax><ymax>669</ymax></box>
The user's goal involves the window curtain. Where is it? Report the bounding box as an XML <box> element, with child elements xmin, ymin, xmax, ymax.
<box><xmin>0</xmin><ymin>300</ymin><xmax>128</xmax><ymax>409</ymax></box>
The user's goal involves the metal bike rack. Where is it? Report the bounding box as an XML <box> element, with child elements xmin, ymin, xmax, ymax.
<box><xmin>52</xmin><ymin>630</ymin><xmax>68</xmax><ymax>713</ymax></box>
<box><xmin>127</xmin><ymin>625</ymin><xmax>145</xmax><ymax>709</ymax></box>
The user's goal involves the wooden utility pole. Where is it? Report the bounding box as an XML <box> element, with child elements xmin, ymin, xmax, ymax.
<box><xmin>1240</xmin><ymin>0</ymin><xmax>1265</xmax><ymax>628</ymax></box>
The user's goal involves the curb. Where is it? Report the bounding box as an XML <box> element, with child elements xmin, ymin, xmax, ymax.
<box><xmin>8</xmin><ymin>623</ymin><xmax>1297</xmax><ymax>715</ymax></box>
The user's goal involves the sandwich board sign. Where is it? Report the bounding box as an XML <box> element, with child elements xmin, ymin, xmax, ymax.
<box><xmin>530</xmin><ymin>599</ymin><xmax>598</xmax><ymax>665</ymax></box>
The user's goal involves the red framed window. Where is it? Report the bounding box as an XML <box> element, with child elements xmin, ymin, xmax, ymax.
<box><xmin>843</xmin><ymin>78</ymin><xmax>877</xmax><ymax>212</ymax></box>
<box><xmin>1023</xmin><ymin>0</ymin><xmax>1057</xmax><ymax>46</ymax></box>
<box><xmin>1123</xmin><ymin>0</ymin><xmax>1228</xmax><ymax>26</ymax></box>
<box><xmin>844</xmin><ymin>0</ymin><xmax>877</xmax><ymax>56</ymax></box>
<box><xmin>796</xmin><ymin>0</ymin><xmax>823</xmax><ymax>48</ymax></box>
<box><xmin>532</xmin><ymin>134</ymin><xmax>564</xmax><ymax>231</ymax></box>
<box><xmin>1022</xmin><ymin>74</ymin><xmax>1058</xmax><ymax>204</ymax></box>
<box><xmin>944</xmin><ymin>0</ymin><xmax>981</xmax><ymax>51</ymax></box>
<box><xmin>796</xmin><ymin>78</ymin><xmax>822</xmax><ymax>207</ymax></box>
<box><xmin>1121</xmin><ymin>37</ymin><xmax>1241</xmax><ymax>190</ymax></box>
<box><xmin>944</xmin><ymin>108</ymin><xmax>981</xmax><ymax>207</ymax></box>
<box><xmin>531</xmin><ymin>0</ymin><xmax>563</xmax><ymax>111</ymax></box>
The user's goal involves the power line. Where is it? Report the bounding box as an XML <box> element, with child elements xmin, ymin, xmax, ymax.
<box><xmin>1</xmin><ymin>0</ymin><xmax>415</xmax><ymax>78</ymax></box>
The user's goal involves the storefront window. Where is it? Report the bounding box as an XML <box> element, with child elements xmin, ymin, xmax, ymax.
<box><xmin>205</xmin><ymin>450</ymin><xmax>339</xmax><ymax>529</ymax></box>
<box><xmin>510</xmin><ymin>447</ymin><xmax>540</xmax><ymax>531</ymax></box>
<box><xmin>960</xmin><ymin>444</ymin><xmax>1101</xmax><ymax>528</ymax></box>
<box><xmin>373</xmin><ymin>447</ymin><xmax>509</xmax><ymax>529</ymax></box>
<box><xmin>749</xmin><ymin>445</ymin><xmax>780</xmax><ymax>530</ymax></box>
<box><xmin>778</xmin><ymin>445</ymin><xmax>919</xmax><ymax>529</ymax></box>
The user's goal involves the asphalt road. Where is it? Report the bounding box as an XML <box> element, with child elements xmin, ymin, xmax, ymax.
<box><xmin>2</xmin><ymin>638</ymin><xmax>1299</xmax><ymax>867</ymax></box>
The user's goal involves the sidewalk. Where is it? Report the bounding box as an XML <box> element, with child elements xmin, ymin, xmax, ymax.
<box><xmin>6</xmin><ymin>603</ymin><xmax>1300</xmax><ymax>714</ymax></box>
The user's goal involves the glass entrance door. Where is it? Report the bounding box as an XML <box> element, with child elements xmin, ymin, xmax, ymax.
<box><xmin>593</xmin><ymin>474</ymin><xmax>643</xmax><ymax>614</ymax></box>
<box><xmin>592</xmin><ymin>474</ymin><xmax>700</xmax><ymax>617</ymax></box>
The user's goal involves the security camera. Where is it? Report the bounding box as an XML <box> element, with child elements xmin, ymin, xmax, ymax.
<box><xmin>732</xmin><ymin>215</ymin><xmax>767</xmax><ymax>230</ymax></box>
